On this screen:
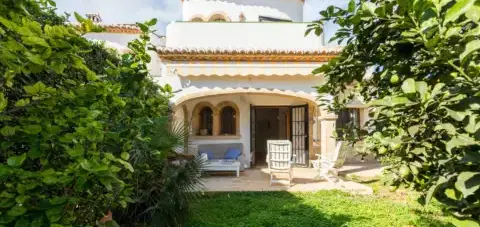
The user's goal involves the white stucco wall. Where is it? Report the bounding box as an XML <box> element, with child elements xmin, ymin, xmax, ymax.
<box><xmin>165</xmin><ymin>22</ymin><xmax>324</xmax><ymax>50</ymax></box>
<box><xmin>182</xmin><ymin>0</ymin><xmax>304</xmax><ymax>22</ymax></box>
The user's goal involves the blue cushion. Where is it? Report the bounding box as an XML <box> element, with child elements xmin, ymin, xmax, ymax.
<box><xmin>224</xmin><ymin>148</ymin><xmax>241</xmax><ymax>160</ymax></box>
<box><xmin>199</xmin><ymin>150</ymin><xmax>214</xmax><ymax>160</ymax></box>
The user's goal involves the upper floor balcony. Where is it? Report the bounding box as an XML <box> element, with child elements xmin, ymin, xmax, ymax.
<box><xmin>164</xmin><ymin>22</ymin><xmax>326</xmax><ymax>51</ymax></box>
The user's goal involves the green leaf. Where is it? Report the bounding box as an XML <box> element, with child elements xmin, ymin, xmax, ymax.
<box><xmin>446</xmin><ymin>108</ymin><xmax>470</xmax><ymax>121</ymax></box>
<box><xmin>465</xmin><ymin>4</ymin><xmax>480</xmax><ymax>21</ymax></box>
<box><xmin>466</xmin><ymin>115</ymin><xmax>480</xmax><ymax>133</ymax></box>
<box><xmin>22</xmin><ymin>37</ymin><xmax>49</xmax><ymax>48</ymax></box>
<box><xmin>0</xmin><ymin>93</ymin><xmax>7</xmax><ymax>113</ymax></box>
<box><xmin>4</xmin><ymin>71</ymin><xmax>16</xmax><ymax>88</ymax></box>
<box><xmin>25</xmin><ymin>52</ymin><xmax>45</xmax><ymax>65</ymax></box>
<box><xmin>50</xmin><ymin>60</ymin><xmax>67</xmax><ymax>74</ymax></box>
<box><xmin>7</xmin><ymin>153</ymin><xmax>27</xmax><ymax>167</ymax></box>
<box><xmin>50</xmin><ymin>224</ymin><xmax>65</xmax><ymax>227</ymax></box>
<box><xmin>164</xmin><ymin>84</ymin><xmax>172</xmax><ymax>93</ymax></box>
<box><xmin>446</xmin><ymin>26</ymin><xmax>462</xmax><ymax>38</ymax></box>
<box><xmin>66</xmin><ymin>144</ymin><xmax>84</xmax><ymax>158</ymax></box>
<box><xmin>63</xmin><ymin>107</ymin><xmax>74</xmax><ymax>119</ymax></box>
<box><xmin>7</xmin><ymin>206</ymin><xmax>27</xmax><ymax>217</ymax></box>
<box><xmin>401</xmin><ymin>78</ymin><xmax>416</xmax><ymax>94</ymax></box>
<box><xmin>45</xmin><ymin>205</ymin><xmax>63</xmax><ymax>222</ymax></box>
<box><xmin>444</xmin><ymin>0</ymin><xmax>476</xmax><ymax>24</ymax></box>
<box><xmin>362</xmin><ymin>2</ymin><xmax>377</xmax><ymax>16</ymax></box>
<box><xmin>392</xmin><ymin>96</ymin><xmax>412</xmax><ymax>105</ymax></box>
<box><xmin>145</xmin><ymin>18</ymin><xmax>158</xmax><ymax>26</ymax></box>
<box><xmin>24</xmin><ymin>125</ymin><xmax>42</xmax><ymax>134</ymax></box>
<box><xmin>348</xmin><ymin>0</ymin><xmax>356</xmax><ymax>13</ymax></box>
<box><xmin>15</xmin><ymin>195</ymin><xmax>30</xmax><ymax>204</ymax></box>
<box><xmin>14</xmin><ymin>98</ymin><xmax>30</xmax><ymax>107</ymax></box>
<box><xmin>42</xmin><ymin>175</ymin><xmax>58</xmax><ymax>185</ymax></box>
<box><xmin>14</xmin><ymin>219</ymin><xmax>29</xmax><ymax>227</ymax></box>
<box><xmin>1</xmin><ymin>191</ymin><xmax>15</xmax><ymax>198</ymax></box>
<box><xmin>420</xmin><ymin>17</ymin><xmax>438</xmax><ymax>32</ymax></box>
<box><xmin>118</xmin><ymin>160</ymin><xmax>134</xmax><ymax>172</ymax></box>
<box><xmin>0</xmin><ymin>126</ymin><xmax>16</xmax><ymax>137</ymax></box>
<box><xmin>397</xmin><ymin>0</ymin><xmax>411</xmax><ymax>8</ymax></box>
<box><xmin>460</xmin><ymin>40</ymin><xmax>480</xmax><ymax>63</ymax></box>
<box><xmin>451</xmin><ymin>218</ymin><xmax>480</xmax><ymax>227</ymax></box>
<box><xmin>415</xmin><ymin>81</ymin><xmax>427</xmax><ymax>93</ymax></box>
<box><xmin>434</xmin><ymin>123</ymin><xmax>457</xmax><ymax>134</ymax></box>
<box><xmin>411</xmin><ymin>147</ymin><xmax>426</xmax><ymax>155</ymax></box>
<box><xmin>120</xmin><ymin>152</ymin><xmax>130</xmax><ymax>161</ymax></box>
<box><xmin>74</xmin><ymin>12</ymin><xmax>86</xmax><ymax>23</ymax></box>
<box><xmin>408</xmin><ymin>125</ymin><xmax>421</xmax><ymax>136</ymax></box>
<box><xmin>31</xmin><ymin>217</ymin><xmax>43</xmax><ymax>227</ymax></box>
<box><xmin>425</xmin><ymin>176</ymin><xmax>448</xmax><ymax>204</ymax></box>
<box><xmin>455</xmin><ymin>172</ymin><xmax>480</xmax><ymax>197</ymax></box>
<box><xmin>431</xmin><ymin>83</ymin><xmax>445</xmax><ymax>97</ymax></box>
<box><xmin>24</xmin><ymin>82</ymin><xmax>47</xmax><ymax>95</ymax></box>
<box><xmin>16</xmin><ymin>184</ymin><xmax>26</xmax><ymax>194</ymax></box>
<box><xmin>49</xmin><ymin>197</ymin><xmax>67</xmax><ymax>205</ymax></box>
<box><xmin>446</xmin><ymin>134</ymin><xmax>477</xmax><ymax>152</ymax></box>
<box><xmin>86</xmin><ymin>70</ymin><xmax>97</xmax><ymax>81</ymax></box>
<box><xmin>28</xmin><ymin>146</ymin><xmax>44</xmax><ymax>159</ymax></box>
<box><xmin>137</xmin><ymin>23</ymin><xmax>149</xmax><ymax>33</ymax></box>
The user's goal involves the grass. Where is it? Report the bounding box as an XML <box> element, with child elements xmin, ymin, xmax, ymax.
<box><xmin>186</xmin><ymin>190</ymin><xmax>454</xmax><ymax>227</ymax></box>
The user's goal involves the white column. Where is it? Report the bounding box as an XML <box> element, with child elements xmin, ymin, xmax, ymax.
<box><xmin>318</xmin><ymin>107</ymin><xmax>337</xmax><ymax>157</ymax></box>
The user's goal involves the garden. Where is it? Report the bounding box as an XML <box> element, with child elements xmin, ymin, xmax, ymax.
<box><xmin>0</xmin><ymin>0</ymin><xmax>479</xmax><ymax>226</ymax></box>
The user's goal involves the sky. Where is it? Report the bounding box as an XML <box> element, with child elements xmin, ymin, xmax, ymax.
<box><xmin>55</xmin><ymin>0</ymin><xmax>349</xmax><ymax>35</ymax></box>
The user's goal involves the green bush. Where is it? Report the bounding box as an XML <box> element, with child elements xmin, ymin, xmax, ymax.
<box><xmin>0</xmin><ymin>0</ymin><xmax>202</xmax><ymax>226</ymax></box>
<box><xmin>309</xmin><ymin>0</ymin><xmax>480</xmax><ymax>225</ymax></box>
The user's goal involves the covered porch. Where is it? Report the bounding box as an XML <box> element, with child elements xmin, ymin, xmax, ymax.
<box><xmin>172</xmin><ymin>87</ymin><xmax>338</xmax><ymax>169</ymax></box>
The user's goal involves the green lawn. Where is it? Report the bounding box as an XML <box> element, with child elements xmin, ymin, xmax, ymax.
<box><xmin>186</xmin><ymin>190</ymin><xmax>453</xmax><ymax>227</ymax></box>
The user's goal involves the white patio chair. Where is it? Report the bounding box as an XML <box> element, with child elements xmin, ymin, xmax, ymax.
<box><xmin>267</xmin><ymin>140</ymin><xmax>295</xmax><ymax>186</ymax></box>
<box><xmin>312</xmin><ymin>141</ymin><xmax>350</xmax><ymax>185</ymax></box>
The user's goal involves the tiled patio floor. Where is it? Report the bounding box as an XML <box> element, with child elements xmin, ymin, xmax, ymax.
<box><xmin>200</xmin><ymin>163</ymin><xmax>382</xmax><ymax>195</ymax></box>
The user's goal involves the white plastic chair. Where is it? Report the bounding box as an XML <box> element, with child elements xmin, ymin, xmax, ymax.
<box><xmin>267</xmin><ymin>140</ymin><xmax>295</xmax><ymax>186</ymax></box>
<box><xmin>312</xmin><ymin>141</ymin><xmax>350</xmax><ymax>185</ymax></box>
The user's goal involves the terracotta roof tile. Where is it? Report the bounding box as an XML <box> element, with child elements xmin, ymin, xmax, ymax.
<box><xmin>157</xmin><ymin>47</ymin><xmax>342</xmax><ymax>62</ymax></box>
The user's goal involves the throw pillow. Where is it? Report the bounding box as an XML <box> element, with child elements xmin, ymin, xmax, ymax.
<box><xmin>224</xmin><ymin>148</ymin><xmax>241</xmax><ymax>160</ymax></box>
<box><xmin>199</xmin><ymin>150</ymin><xmax>214</xmax><ymax>160</ymax></box>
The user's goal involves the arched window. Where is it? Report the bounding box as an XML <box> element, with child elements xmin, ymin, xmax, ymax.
<box><xmin>209</xmin><ymin>13</ymin><xmax>229</xmax><ymax>22</ymax></box>
<box><xmin>199</xmin><ymin>107</ymin><xmax>213</xmax><ymax>136</ymax></box>
<box><xmin>191</xmin><ymin>17</ymin><xmax>203</xmax><ymax>22</ymax></box>
<box><xmin>221</xmin><ymin>106</ymin><xmax>236</xmax><ymax>135</ymax></box>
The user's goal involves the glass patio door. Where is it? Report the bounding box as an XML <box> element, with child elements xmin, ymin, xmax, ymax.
<box><xmin>291</xmin><ymin>105</ymin><xmax>309</xmax><ymax>166</ymax></box>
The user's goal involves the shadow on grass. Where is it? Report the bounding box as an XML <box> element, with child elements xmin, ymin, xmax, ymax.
<box><xmin>186</xmin><ymin>191</ymin><xmax>357</xmax><ymax>227</ymax></box>
<box><xmin>185</xmin><ymin>191</ymin><xmax>454</xmax><ymax>227</ymax></box>
<box><xmin>412</xmin><ymin>209</ymin><xmax>455</xmax><ymax>227</ymax></box>
<box><xmin>337</xmin><ymin>163</ymin><xmax>382</xmax><ymax>176</ymax></box>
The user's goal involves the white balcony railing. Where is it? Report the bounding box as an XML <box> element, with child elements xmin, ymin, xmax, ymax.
<box><xmin>165</xmin><ymin>22</ymin><xmax>325</xmax><ymax>50</ymax></box>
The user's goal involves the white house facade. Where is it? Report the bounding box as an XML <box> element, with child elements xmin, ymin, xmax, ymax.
<box><xmin>85</xmin><ymin>0</ymin><xmax>369</xmax><ymax>169</ymax></box>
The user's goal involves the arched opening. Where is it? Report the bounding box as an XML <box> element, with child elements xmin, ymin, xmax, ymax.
<box><xmin>190</xmin><ymin>17</ymin><xmax>203</xmax><ymax>22</ymax></box>
<box><xmin>199</xmin><ymin>107</ymin><xmax>213</xmax><ymax>136</ymax></box>
<box><xmin>208</xmin><ymin>13</ymin><xmax>229</xmax><ymax>22</ymax></box>
<box><xmin>220</xmin><ymin>106</ymin><xmax>236</xmax><ymax>135</ymax></box>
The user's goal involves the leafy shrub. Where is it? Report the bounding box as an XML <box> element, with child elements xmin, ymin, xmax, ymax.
<box><xmin>0</xmin><ymin>0</ymin><xmax>202</xmax><ymax>226</ymax></box>
<box><xmin>309</xmin><ymin>0</ymin><xmax>480</xmax><ymax>225</ymax></box>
